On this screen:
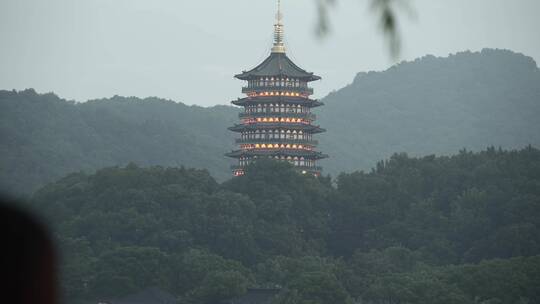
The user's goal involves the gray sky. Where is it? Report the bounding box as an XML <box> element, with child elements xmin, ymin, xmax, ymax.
<box><xmin>1</xmin><ymin>0</ymin><xmax>539</xmax><ymax>106</ymax></box>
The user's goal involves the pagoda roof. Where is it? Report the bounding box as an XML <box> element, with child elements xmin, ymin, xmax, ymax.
<box><xmin>235</xmin><ymin>52</ymin><xmax>321</xmax><ymax>81</ymax></box>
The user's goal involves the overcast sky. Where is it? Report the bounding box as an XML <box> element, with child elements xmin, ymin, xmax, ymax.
<box><xmin>1</xmin><ymin>0</ymin><xmax>539</xmax><ymax>106</ymax></box>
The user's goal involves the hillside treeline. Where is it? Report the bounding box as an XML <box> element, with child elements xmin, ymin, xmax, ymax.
<box><xmin>31</xmin><ymin>147</ymin><xmax>540</xmax><ymax>304</ymax></box>
<box><xmin>0</xmin><ymin>89</ymin><xmax>238</xmax><ymax>195</ymax></box>
<box><xmin>2</xmin><ymin>49</ymin><xmax>540</xmax><ymax>196</ymax></box>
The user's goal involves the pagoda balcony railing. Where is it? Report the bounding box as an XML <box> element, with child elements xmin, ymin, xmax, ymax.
<box><xmin>231</xmin><ymin>164</ymin><xmax>323</xmax><ymax>172</ymax></box>
<box><xmin>232</xmin><ymin>97</ymin><xmax>324</xmax><ymax>108</ymax></box>
<box><xmin>242</xmin><ymin>85</ymin><xmax>314</xmax><ymax>95</ymax></box>
<box><xmin>235</xmin><ymin>138</ymin><xmax>319</xmax><ymax>145</ymax></box>
<box><xmin>229</xmin><ymin>123</ymin><xmax>326</xmax><ymax>134</ymax></box>
<box><xmin>239</xmin><ymin>112</ymin><xmax>316</xmax><ymax>120</ymax></box>
<box><xmin>226</xmin><ymin>149</ymin><xmax>328</xmax><ymax>159</ymax></box>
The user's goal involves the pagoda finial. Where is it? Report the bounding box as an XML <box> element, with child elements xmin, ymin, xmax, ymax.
<box><xmin>271</xmin><ymin>0</ymin><xmax>286</xmax><ymax>53</ymax></box>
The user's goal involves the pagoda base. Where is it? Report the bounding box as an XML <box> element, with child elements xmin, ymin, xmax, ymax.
<box><xmin>231</xmin><ymin>164</ymin><xmax>322</xmax><ymax>177</ymax></box>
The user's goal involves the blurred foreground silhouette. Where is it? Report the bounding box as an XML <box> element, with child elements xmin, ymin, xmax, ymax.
<box><xmin>1</xmin><ymin>197</ymin><xmax>58</xmax><ymax>304</ymax></box>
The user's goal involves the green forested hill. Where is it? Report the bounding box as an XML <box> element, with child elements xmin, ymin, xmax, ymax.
<box><xmin>2</xmin><ymin>48</ymin><xmax>540</xmax><ymax>196</ymax></box>
<box><xmin>0</xmin><ymin>90</ymin><xmax>238</xmax><ymax>195</ymax></box>
<box><xmin>318</xmin><ymin>48</ymin><xmax>540</xmax><ymax>174</ymax></box>
<box><xmin>31</xmin><ymin>147</ymin><xmax>540</xmax><ymax>303</ymax></box>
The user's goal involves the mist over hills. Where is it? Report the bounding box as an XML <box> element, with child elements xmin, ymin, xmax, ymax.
<box><xmin>1</xmin><ymin>48</ymin><xmax>539</xmax><ymax>195</ymax></box>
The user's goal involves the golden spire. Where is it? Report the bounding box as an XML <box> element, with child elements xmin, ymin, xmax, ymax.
<box><xmin>271</xmin><ymin>0</ymin><xmax>286</xmax><ymax>53</ymax></box>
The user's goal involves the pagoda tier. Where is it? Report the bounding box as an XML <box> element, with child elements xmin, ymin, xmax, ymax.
<box><xmin>231</xmin><ymin>96</ymin><xmax>324</xmax><ymax>108</ymax></box>
<box><xmin>228</xmin><ymin>123</ymin><xmax>325</xmax><ymax>133</ymax></box>
<box><xmin>235</xmin><ymin>138</ymin><xmax>319</xmax><ymax>145</ymax></box>
<box><xmin>239</xmin><ymin>112</ymin><xmax>317</xmax><ymax>120</ymax></box>
<box><xmin>225</xmin><ymin>1</ymin><xmax>328</xmax><ymax>176</ymax></box>
<box><xmin>226</xmin><ymin>149</ymin><xmax>328</xmax><ymax>160</ymax></box>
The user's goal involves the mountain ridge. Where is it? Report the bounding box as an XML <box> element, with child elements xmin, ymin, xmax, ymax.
<box><xmin>1</xmin><ymin>48</ymin><xmax>539</xmax><ymax>195</ymax></box>
<box><xmin>317</xmin><ymin>48</ymin><xmax>540</xmax><ymax>174</ymax></box>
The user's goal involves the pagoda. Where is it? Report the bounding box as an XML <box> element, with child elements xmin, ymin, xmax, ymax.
<box><xmin>226</xmin><ymin>0</ymin><xmax>328</xmax><ymax>176</ymax></box>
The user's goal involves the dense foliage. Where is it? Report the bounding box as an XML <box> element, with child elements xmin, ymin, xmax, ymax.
<box><xmin>0</xmin><ymin>91</ymin><xmax>238</xmax><ymax>195</ymax></box>
<box><xmin>31</xmin><ymin>147</ymin><xmax>540</xmax><ymax>304</ymax></box>
<box><xmin>2</xmin><ymin>49</ymin><xmax>540</xmax><ymax>196</ymax></box>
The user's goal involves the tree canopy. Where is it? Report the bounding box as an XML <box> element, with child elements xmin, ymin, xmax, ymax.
<box><xmin>30</xmin><ymin>147</ymin><xmax>540</xmax><ymax>304</ymax></box>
